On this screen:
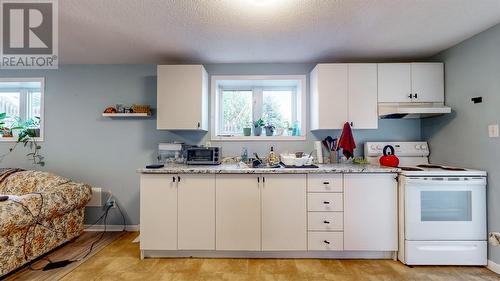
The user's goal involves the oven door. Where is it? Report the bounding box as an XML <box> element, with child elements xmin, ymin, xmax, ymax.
<box><xmin>187</xmin><ymin>148</ymin><xmax>215</xmax><ymax>164</ymax></box>
<box><xmin>405</xmin><ymin>177</ymin><xmax>486</xmax><ymax>241</ymax></box>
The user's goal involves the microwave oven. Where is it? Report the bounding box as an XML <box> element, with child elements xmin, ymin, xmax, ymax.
<box><xmin>186</xmin><ymin>147</ymin><xmax>221</xmax><ymax>165</ymax></box>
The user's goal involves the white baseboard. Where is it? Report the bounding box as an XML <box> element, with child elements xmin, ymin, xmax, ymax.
<box><xmin>84</xmin><ymin>224</ymin><xmax>139</xmax><ymax>232</ymax></box>
<box><xmin>487</xmin><ymin>260</ymin><xmax>500</xmax><ymax>275</ymax></box>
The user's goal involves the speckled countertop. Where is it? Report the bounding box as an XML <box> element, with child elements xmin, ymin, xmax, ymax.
<box><xmin>138</xmin><ymin>163</ymin><xmax>400</xmax><ymax>174</ymax></box>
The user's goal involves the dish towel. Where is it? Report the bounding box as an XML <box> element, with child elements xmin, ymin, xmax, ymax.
<box><xmin>336</xmin><ymin>122</ymin><xmax>356</xmax><ymax>159</ymax></box>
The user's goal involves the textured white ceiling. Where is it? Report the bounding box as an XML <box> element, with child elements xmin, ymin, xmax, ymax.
<box><xmin>59</xmin><ymin>0</ymin><xmax>500</xmax><ymax>64</ymax></box>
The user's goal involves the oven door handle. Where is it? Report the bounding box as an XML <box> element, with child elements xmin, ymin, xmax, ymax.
<box><xmin>405</xmin><ymin>177</ymin><xmax>486</xmax><ymax>186</ymax></box>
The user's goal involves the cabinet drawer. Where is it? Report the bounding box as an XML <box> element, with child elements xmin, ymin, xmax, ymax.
<box><xmin>308</xmin><ymin>232</ymin><xmax>343</xmax><ymax>251</ymax></box>
<box><xmin>308</xmin><ymin>193</ymin><xmax>343</xmax><ymax>212</ymax></box>
<box><xmin>308</xmin><ymin>212</ymin><xmax>343</xmax><ymax>231</ymax></box>
<box><xmin>307</xmin><ymin>174</ymin><xmax>343</xmax><ymax>192</ymax></box>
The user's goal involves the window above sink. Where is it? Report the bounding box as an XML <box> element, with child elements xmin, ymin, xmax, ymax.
<box><xmin>211</xmin><ymin>75</ymin><xmax>306</xmax><ymax>141</ymax></box>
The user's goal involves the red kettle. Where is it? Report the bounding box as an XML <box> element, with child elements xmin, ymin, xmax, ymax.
<box><xmin>379</xmin><ymin>145</ymin><xmax>399</xmax><ymax>167</ymax></box>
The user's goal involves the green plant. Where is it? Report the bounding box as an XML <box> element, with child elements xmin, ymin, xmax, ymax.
<box><xmin>253</xmin><ymin>118</ymin><xmax>265</xmax><ymax>128</ymax></box>
<box><xmin>0</xmin><ymin>114</ymin><xmax>44</xmax><ymax>166</ymax></box>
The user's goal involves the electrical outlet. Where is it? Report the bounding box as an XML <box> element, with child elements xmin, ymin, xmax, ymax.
<box><xmin>86</xmin><ymin>187</ymin><xmax>102</xmax><ymax>207</ymax></box>
<box><xmin>488</xmin><ymin>124</ymin><xmax>499</xmax><ymax>138</ymax></box>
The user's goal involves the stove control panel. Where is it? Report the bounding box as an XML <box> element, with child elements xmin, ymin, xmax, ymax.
<box><xmin>364</xmin><ymin>142</ymin><xmax>430</xmax><ymax>157</ymax></box>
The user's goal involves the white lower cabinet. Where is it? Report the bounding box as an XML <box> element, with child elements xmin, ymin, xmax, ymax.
<box><xmin>308</xmin><ymin>232</ymin><xmax>344</xmax><ymax>251</ymax></box>
<box><xmin>140</xmin><ymin>174</ymin><xmax>178</xmax><ymax>250</ymax></box>
<box><xmin>344</xmin><ymin>174</ymin><xmax>398</xmax><ymax>251</ymax></box>
<box><xmin>261</xmin><ymin>174</ymin><xmax>307</xmax><ymax>251</ymax></box>
<box><xmin>177</xmin><ymin>174</ymin><xmax>216</xmax><ymax>250</ymax></box>
<box><xmin>140</xmin><ymin>172</ymin><xmax>397</xmax><ymax>257</ymax></box>
<box><xmin>215</xmin><ymin>174</ymin><xmax>261</xmax><ymax>250</ymax></box>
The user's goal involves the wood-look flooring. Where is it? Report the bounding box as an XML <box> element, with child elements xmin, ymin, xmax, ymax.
<box><xmin>4</xmin><ymin>231</ymin><xmax>124</xmax><ymax>281</ymax></box>
<box><xmin>58</xmin><ymin>232</ymin><xmax>499</xmax><ymax>281</ymax></box>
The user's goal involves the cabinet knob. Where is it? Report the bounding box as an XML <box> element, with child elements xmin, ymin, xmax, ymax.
<box><xmin>408</xmin><ymin>93</ymin><xmax>413</xmax><ymax>99</ymax></box>
<box><xmin>350</xmin><ymin>122</ymin><xmax>353</xmax><ymax>127</ymax></box>
<box><xmin>323</xmin><ymin>240</ymin><xmax>330</xmax><ymax>244</ymax></box>
<box><xmin>262</xmin><ymin>176</ymin><xmax>265</xmax><ymax>183</ymax></box>
<box><xmin>177</xmin><ymin>176</ymin><xmax>181</xmax><ymax>182</ymax></box>
<box><xmin>323</xmin><ymin>201</ymin><xmax>330</xmax><ymax>204</ymax></box>
<box><xmin>257</xmin><ymin>177</ymin><xmax>260</xmax><ymax>183</ymax></box>
<box><xmin>197</xmin><ymin>122</ymin><xmax>201</xmax><ymax>129</ymax></box>
<box><xmin>323</xmin><ymin>181</ymin><xmax>330</xmax><ymax>185</ymax></box>
<box><xmin>172</xmin><ymin>177</ymin><xmax>176</xmax><ymax>182</ymax></box>
<box><xmin>414</xmin><ymin>93</ymin><xmax>418</xmax><ymax>99</ymax></box>
<box><xmin>323</xmin><ymin>220</ymin><xmax>330</xmax><ymax>224</ymax></box>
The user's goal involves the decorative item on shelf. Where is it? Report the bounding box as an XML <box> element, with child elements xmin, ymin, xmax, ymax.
<box><xmin>253</xmin><ymin>118</ymin><xmax>265</xmax><ymax>136</ymax></box>
<box><xmin>132</xmin><ymin>104</ymin><xmax>151</xmax><ymax>115</ymax></box>
<box><xmin>115</xmin><ymin>104</ymin><xmax>125</xmax><ymax>113</ymax></box>
<box><xmin>264</xmin><ymin>124</ymin><xmax>275</xmax><ymax>136</ymax></box>
<box><xmin>104</xmin><ymin>107</ymin><xmax>116</xmax><ymax>114</ymax></box>
<box><xmin>243</xmin><ymin>122</ymin><xmax>252</xmax><ymax>136</ymax></box>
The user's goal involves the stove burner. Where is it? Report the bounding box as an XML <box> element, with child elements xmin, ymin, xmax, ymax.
<box><xmin>417</xmin><ymin>164</ymin><xmax>467</xmax><ymax>171</ymax></box>
<box><xmin>399</xmin><ymin>166</ymin><xmax>424</xmax><ymax>171</ymax></box>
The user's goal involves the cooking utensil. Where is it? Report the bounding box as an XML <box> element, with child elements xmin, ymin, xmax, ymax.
<box><xmin>379</xmin><ymin>145</ymin><xmax>400</xmax><ymax>167</ymax></box>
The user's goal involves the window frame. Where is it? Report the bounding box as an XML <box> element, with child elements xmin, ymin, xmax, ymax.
<box><xmin>0</xmin><ymin>77</ymin><xmax>45</xmax><ymax>142</ymax></box>
<box><xmin>211</xmin><ymin>75</ymin><xmax>306</xmax><ymax>141</ymax></box>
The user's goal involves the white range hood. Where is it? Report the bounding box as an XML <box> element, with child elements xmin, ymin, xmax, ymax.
<box><xmin>378</xmin><ymin>103</ymin><xmax>452</xmax><ymax>119</ymax></box>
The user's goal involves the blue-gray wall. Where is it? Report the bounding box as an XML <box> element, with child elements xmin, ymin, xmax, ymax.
<box><xmin>0</xmin><ymin>63</ymin><xmax>421</xmax><ymax>226</ymax></box>
<box><xmin>422</xmin><ymin>24</ymin><xmax>500</xmax><ymax>264</ymax></box>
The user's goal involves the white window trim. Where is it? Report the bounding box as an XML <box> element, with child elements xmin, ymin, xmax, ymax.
<box><xmin>211</xmin><ymin>75</ymin><xmax>307</xmax><ymax>141</ymax></box>
<box><xmin>0</xmin><ymin>77</ymin><xmax>45</xmax><ymax>142</ymax></box>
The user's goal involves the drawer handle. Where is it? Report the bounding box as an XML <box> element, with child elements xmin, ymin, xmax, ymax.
<box><xmin>323</xmin><ymin>181</ymin><xmax>330</xmax><ymax>185</ymax></box>
<box><xmin>172</xmin><ymin>177</ymin><xmax>176</xmax><ymax>183</ymax></box>
<box><xmin>323</xmin><ymin>240</ymin><xmax>330</xmax><ymax>244</ymax></box>
<box><xmin>323</xmin><ymin>220</ymin><xmax>330</xmax><ymax>224</ymax></box>
<box><xmin>323</xmin><ymin>201</ymin><xmax>330</xmax><ymax>204</ymax></box>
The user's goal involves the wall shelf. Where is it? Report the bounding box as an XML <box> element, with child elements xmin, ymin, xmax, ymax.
<box><xmin>102</xmin><ymin>113</ymin><xmax>151</xmax><ymax>118</ymax></box>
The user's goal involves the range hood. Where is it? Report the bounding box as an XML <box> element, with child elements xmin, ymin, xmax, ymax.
<box><xmin>378</xmin><ymin>103</ymin><xmax>452</xmax><ymax>119</ymax></box>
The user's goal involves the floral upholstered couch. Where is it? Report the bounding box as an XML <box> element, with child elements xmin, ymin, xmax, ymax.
<box><xmin>0</xmin><ymin>169</ymin><xmax>92</xmax><ymax>277</ymax></box>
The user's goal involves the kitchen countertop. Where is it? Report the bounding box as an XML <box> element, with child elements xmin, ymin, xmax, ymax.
<box><xmin>138</xmin><ymin>163</ymin><xmax>400</xmax><ymax>174</ymax></box>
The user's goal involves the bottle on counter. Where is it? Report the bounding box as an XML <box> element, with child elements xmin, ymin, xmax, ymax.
<box><xmin>268</xmin><ymin>146</ymin><xmax>279</xmax><ymax>165</ymax></box>
<box><xmin>241</xmin><ymin>147</ymin><xmax>248</xmax><ymax>163</ymax></box>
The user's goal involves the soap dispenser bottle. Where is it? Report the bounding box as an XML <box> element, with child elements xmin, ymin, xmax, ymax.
<box><xmin>268</xmin><ymin>146</ymin><xmax>279</xmax><ymax>165</ymax></box>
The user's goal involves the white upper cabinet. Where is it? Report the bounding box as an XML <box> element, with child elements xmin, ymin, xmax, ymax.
<box><xmin>310</xmin><ymin>64</ymin><xmax>348</xmax><ymax>130</ymax></box>
<box><xmin>411</xmin><ymin>63</ymin><xmax>444</xmax><ymax>103</ymax></box>
<box><xmin>261</xmin><ymin>174</ymin><xmax>307</xmax><ymax>251</ymax></box>
<box><xmin>348</xmin><ymin>64</ymin><xmax>378</xmax><ymax>129</ymax></box>
<box><xmin>157</xmin><ymin>65</ymin><xmax>208</xmax><ymax>130</ymax></box>
<box><xmin>378</xmin><ymin>63</ymin><xmax>444</xmax><ymax>103</ymax></box>
<box><xmin>378</xmin><ymin>63</ymin><xmax>412</xmax><ymax>103</ymax></box>
<box><xmin>310</xmin><ymin>63</ymin><xmax>378</xmax><ymax>130</ymax></box>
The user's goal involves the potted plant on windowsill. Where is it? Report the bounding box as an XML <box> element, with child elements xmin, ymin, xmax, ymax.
<box><xmin>264</xmin><ymin>124</ymin><xmax>275</xmax><ymax>136</ymax></box>
<box><xmin>243</xmin><ymin>122</ymin><xmax>252</xmax><ymax>136</ymax></box>
<box><xmin>253</xmin><ymin>118</ymin><xmax>265</xmax><ymax>136</ymax></box>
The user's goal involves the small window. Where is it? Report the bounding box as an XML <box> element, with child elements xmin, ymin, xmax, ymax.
<box><xmin>212</xmin><ymin>75</ymin><xmax>306</xmax><ymax>141</ymax></box>
<box><xmin>0</xmin><ymin>78</ymin><xmax>44</xmax><ymax>141</ymax></box>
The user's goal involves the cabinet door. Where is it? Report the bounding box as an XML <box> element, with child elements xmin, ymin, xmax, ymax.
<box><xmin>157</xmin><ymin>65</ymin><xmax>207</xmax><ymax>130</ymax></box>
<box><xmin>178</xmin><ymin>174</ymin><xmax>215</xmax><ymax>250</ymax></box>
<box><xmin>378</xmin><ymin>63</ymin><xmax>411</xmax><ymax>103</ymax></box>
<box><xmin>344</xmin><ymin>174</ymin><xmax>397</xmax><ymax>251</ymax></box>
<box><xmin>312</xmin><ymin>64</ymin><xmax>348</xmax><ymax>129</ymax></box>
<box><xmin>140</xmin><ymin>174</ymin><xmax>177</xmax><ymax>250</ymax></box>
<box><xmin>411</xmin><ymin>63</ymin><xmax>444</xmax><ymax>103</ymax></box>
<box><xmin>261</xmin><ymin>174</ymin><xmax>306</xmax><ymax>251</ymax></box>
<box><xmin>216</xmin><ymin>174</ymin><xmax>261</xmax><ymax>250</ymax></box>
<box><xmin>348</xmin><ymin>64</ymin><xmax>378</xmax><ymax>129</ymax></box>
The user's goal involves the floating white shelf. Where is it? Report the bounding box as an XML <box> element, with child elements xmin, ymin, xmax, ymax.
<box><xmin>102</xmin><ymin>113</ymin><xmax>151</xmax><ymax>117</ymax></box>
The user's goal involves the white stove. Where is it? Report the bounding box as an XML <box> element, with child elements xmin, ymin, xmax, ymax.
<box><xmin>364</xmin><ymin>141</ymin><xmax>486</xmax><ymax>177</ymax></box>
<box><xmin>365</xmin><ymin>141</ymin><xmax>487</xmax><ymax>266</ymax></box>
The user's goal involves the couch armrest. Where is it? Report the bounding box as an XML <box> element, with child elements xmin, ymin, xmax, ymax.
<box><xmin>0</xmin><ymin>182</ymin><xmax>91</xmax><ymax>235</ymax></box>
